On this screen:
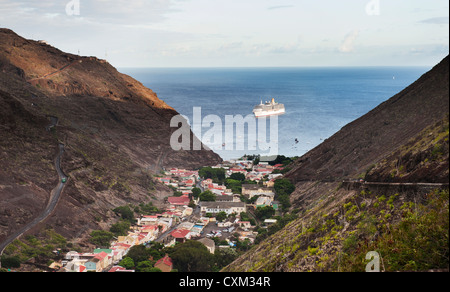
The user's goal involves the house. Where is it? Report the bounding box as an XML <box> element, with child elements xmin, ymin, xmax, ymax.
<box><xmin>268</xmin><ymin>173</ymin><xmax>283</xmax><ymax>180</ymax></box>
<box><xmin>112</xmin><ymin>249</ymin><xmax>126</xmax><ymax>263</ymax></box>
<box><xmin>182</xmin><ymin>207</ymin><xmax>193</xmax><ymax>217</ymax></box>
<box><xmin>154</xmin><ymin>255</ymin><xmax>173</xmax><ymax>272</ymax></box>
<box><xmin>256</xmin><ymin>196</ymin><xmax>273</xmax><ymax>207</ymax></box>
<box><xmin>264</xmin><ymin>179</ymin><xmax>275</xmax><ymax>188</ymax></box>
<box><xmin>110</xmin><ymin>243</ymin><xmax>132</xmax><ymax>256</ymax></box>
<box><xmin>93</xmin><ymin>249</ymin><xmax>114</xmax><ymax>266</ymax></box>
<box><xmin>168</xmin><ymin>195</ymin><xmax>191</xmax><ymax>206</ymax></box>
<box><xmin>216</xmin><ymin>195</ymin><xmax>235</xmax><ymax>202</ymax></box>
<box><xmin>264</xmin><ymin>219</ymin><xmax>277</xmax><ymax>225</ymax></box>
<box><xmin>200</xmin><ymin>201</ymin><xmax>247</xmax><ymax>215</ymax></box>
<box><xmin>157</xmin><ymin>177</ymin><xmax>172</xmax><ymax>185</ymax></box>
<box><xmin>197</xmin><ymin>238</ymin><xmax>215</xmax><ymax>254</ymax></box>
<box><xmin>117</xmin><ymin>235</ymin><xmax>138</xmax><ymax>246</ymax></box>
<box><xmin>109</xmin><ymin>266</ymin><xmax>135</xmax><ymax>272</ymax></box>
<box><xmin>242</xmin><ymin>185</ymin><xmax>275</xmax><ymax>199</ymax></box>
<box><xmin>211</xmin><ymin>188</ymin><xmax>225</xmax><ymax>196</ymax></box>
<box><xmin>85</xmin><ymin>257</ymin><xmax>101</xmax><ymax>272</ymax></box>
<box><xmin>170</xmin><ymin>229</ymin><xmax>191</xmax><ymax>244</ymax></box>
<box><xmin>184</xmin><ymin>179</ymin><xmax>195</xmax><ymax>187</ymax></box>
<box><xmin>229</xmin><ymin>168</ymin><xmax>247</xmax><ymax>175</ymax></box>
<box><xmin>140</xmin><ymin>225</ymin><xmax>159</xmax><ymax>240</ymax></box>
<box><xmin>253</xmin><ymin>168</ymin><xmax>272</xmax><ymax>175</ymax></box>
<box><xmin>85</xmin><ymin>251</ymin><xmax>110</xmax><ymax>272</ymax></box>
<box><xmin>201</xmin><ymin>179</ymin><xmax>213</xmax><ymax>188</ymax></box>
<box><xmin>237</xmin><ymin>221</ymin><xmax>252</xmax><ymax>229</ymax></box>
<box><xmin>138</xmin><ymin>215</ymin><xmax>159</xmax><ymax>226</ymax></box>
<box><xmin>65</xmin><ymin>259</ymin><xmax>87</xmax><ymax>272</ymax></box>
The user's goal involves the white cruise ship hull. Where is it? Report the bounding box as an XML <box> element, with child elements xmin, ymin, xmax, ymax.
<box><xmin>253</xmin><ymin>108</ymin><xmax>286</xmax><ymax>118</ymax></box>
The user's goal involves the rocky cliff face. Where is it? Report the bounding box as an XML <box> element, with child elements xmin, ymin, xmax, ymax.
<box><xmin>224</xmin><ymin>56</ymin><xmax>449</xmax><ymax>272</ymax></box>
<box><xmin>0</xmin><ymin>28</ymin><xmax>221</xmax><ymax>246</ymax></box>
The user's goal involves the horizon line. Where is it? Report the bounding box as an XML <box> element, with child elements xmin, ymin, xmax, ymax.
<box><xmin>117</xmin><ymin>65</ymin><xmax>432</xmax><ymax>69</ymax></box>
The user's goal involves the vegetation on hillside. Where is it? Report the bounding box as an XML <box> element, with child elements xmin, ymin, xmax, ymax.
<box><xmin>224</xmin><ymin>187</ymin><xmax>449</xmax><ymax>272</ymax></box>
<box><xmin>0</xmin><ymin>228</ymin><xmax>68</xmax><ymax>272</ymax></box>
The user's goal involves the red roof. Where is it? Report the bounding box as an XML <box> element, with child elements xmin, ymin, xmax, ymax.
<box><xmin>142</xmin><ymin>225</ymin><xmax>158</xmax><ymax>231</ymax></box>
<box><xmin>94</xmin><ymin>251</ymin><xmax>108</xmax><ymax>260</ymax></box>
<box><xmin>143</xmin><ymin>215</ymin><xmax>158</xmax><ymax>218</ymax></box>
<box><xmin>115</xmin><ymin>243</ymin><xmax>131</xmax><ymax>249</ymax></box>
<box><xmin>168</xmin><ymin>196</ymin><xmax>190</xmax><ymax>206</ymax></box>
<box><xmin>155</xmin><ymin>255</ymin><xmax>173</xmax><ymax>268</ymax></box>
<box><xmin>170</xmin><ymin>229</ymin><xmax>190</xmax><ymax>239</ymax></box>
<box><xmin>109</xmin><ymin>266</ymin><xmax>126</xmax><ymax>272</ymax></box>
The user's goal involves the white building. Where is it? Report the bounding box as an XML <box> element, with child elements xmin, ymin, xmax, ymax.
<box><xmin>200</xmin><ymin>202</ymin><xmax>247</xmax><ymax>215</ymax></box>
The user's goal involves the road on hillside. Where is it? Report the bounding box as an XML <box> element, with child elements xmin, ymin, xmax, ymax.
<box><xmin>27</xmin><ymin>60</ymin><xmax>81</xmax><ymax>82</ymax></box>
<box><xmin>343</xmin><ymin>180</ymin><xmax>449</xmax><ymax>188</ymax></box>
<box><xmin>0</xmin><ymin>118</ymin><xmax>68</xmax><ymax>263</ymax></box>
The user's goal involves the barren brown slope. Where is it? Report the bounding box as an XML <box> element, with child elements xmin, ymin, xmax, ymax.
<box><xmin>0</xmin><ymin>28</ymin><xmax>221</xmax><ymax>248</ymax></box>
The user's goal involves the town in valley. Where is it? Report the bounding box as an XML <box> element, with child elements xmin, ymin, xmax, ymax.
<box><xmin>58</xmin><ymin>156</ymin><xmax>295</xmax><ymax>272</ymax></box>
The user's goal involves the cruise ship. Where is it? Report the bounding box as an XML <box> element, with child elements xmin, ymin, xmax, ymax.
<box><xmin>253</xmin><ymin>98</ymin><xmax>286</xmax><ymax>118</ymax></box>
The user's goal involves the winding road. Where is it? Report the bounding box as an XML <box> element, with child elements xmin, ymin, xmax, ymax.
<box><xmin>27</xmin><ymin>60</ymin><xmax>80</xmax><ymax>83</ymax></box>
<box><xmin>342</xmin><ymin>180</ymin><xmax>449</xmax><ymax>189</ymax></box>
<box><xmin>0</xmin><ymin>117</ymin><xmax>68</xmax><ymax>265</ymax></box>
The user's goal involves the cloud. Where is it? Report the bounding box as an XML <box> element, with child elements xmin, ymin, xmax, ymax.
<box><xmin>267</xmin><ymin>5</ymin><xmax>295</xmax><ymax>10</ymax></box>
<box><xmin>419</xmin><ymin>17</ymin><xmax>449</xmax><ymax>25</ymax></box>
<box><xmin>339</xmin><ymin>30</ymin><xmax>359</xmax><ymax>53</ymax></box>
<box><xmin>0</xmin><ymin>0</ymin><xmax>180</xmax><ymax>25</ymax></box>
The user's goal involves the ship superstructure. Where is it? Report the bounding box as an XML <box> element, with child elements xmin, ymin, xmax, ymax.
<box><xmin>253</xmin><ymin>98</ymin><xmax>286</xmax><ymax>118</ymax></box>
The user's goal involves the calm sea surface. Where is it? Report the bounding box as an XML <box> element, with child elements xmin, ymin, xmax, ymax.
<box><xmin>120</xmin><ymin>67</ymin><xmax>430</xmax><ymax>160</ymax></box>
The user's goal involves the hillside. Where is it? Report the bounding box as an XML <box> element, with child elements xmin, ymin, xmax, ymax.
<box><xmin>224</xmin><ymin>56</ymin><xmax>449</xmax><ymax>272</ymax></box>
<box><xmin>0</xmin><ymin>28</ymin><xmax>221</xmax><ymax>249</ymax></box>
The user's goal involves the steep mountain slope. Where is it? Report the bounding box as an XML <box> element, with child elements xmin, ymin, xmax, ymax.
<box><xmin>224</xmin><ymin>56</ymin><xmax>449</xmax><ymax>272</ymax></box>
<box><xmin>287</xmin><ymin>56</ymin><xmax>449</xmax><ymax>210</ymax></box>
<box><xmin>286</xmin><ymin>56</ymin><xmax>449</xmax><ymax>183</ymax></box>
<box><xmin>0</xmin><ymin>28</ymin><xmax>221</xmax><ymax>247</ymax></box>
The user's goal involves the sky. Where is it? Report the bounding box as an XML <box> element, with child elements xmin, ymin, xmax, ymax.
<box><xmin>0</xmin><ymin>0</ymin><xmax>448</xmax><ymax>68</ymax></box>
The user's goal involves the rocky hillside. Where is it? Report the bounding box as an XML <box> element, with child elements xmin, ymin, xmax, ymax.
<box><xmin>0</xmin><ymin>28</ymin><xmax>221</xmax><ymax>247</ymax></box>
<box><xmin>224</xmin><ymin>56</ymin><xmax>449</xmax><ymax>272</ymax></box>
<box><xmin>286</xmin><ymin>56</ymin><xmax>449</xmax><ymax>184</ymax></box>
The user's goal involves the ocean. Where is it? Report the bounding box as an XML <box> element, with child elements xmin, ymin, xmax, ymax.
<box><xmin>120</xmin><ymin>67</ymin><xmax>430</xmax><ymax>161</ymax></box>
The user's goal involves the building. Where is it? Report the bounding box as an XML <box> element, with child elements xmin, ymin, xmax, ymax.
<box><xmin>255</xmin><ymin>196</ymin><xmax>273</xmax><ymax>208</ymax></box>
<box><xmin>85</xmin><ymin>251</ymin><xmax>109</xmax><ymax>272</ymax></box>
<box><xmin>109</xmin><ymin>266</ymin><xmax>135</xmax><ymax>272</ymax></box>
<box><xmin>168</xmin><ymin>195</ymin><xmax>191</xmax><ymax>206</ymax></box>
<box><xmin>237</xmin><ymin>221</ymin><xmax>252</xmax><ymax>229</ymax></box>
<box><xmin>200</xmin><ymin>201</ymin><xmax>247</xmax><ymax>215</ymax></box>
<box><xmin>242</xmin><ymin>184</ymin><xmax>275</xmax><ymax>199</ymax></box>
<box><xmin>197</xmin><ymin>238</ymin><xmax>216</xmax><ymax>254</ymax></box>
<box><xmin>170</xmin><ymin>229</ymin><xmax>191</xmax><ymax>244</ymax></box>
<box><xmin>216</xmin><ymin>195</ymin><xmax>236</xmax><ymax>202</ymax></box>
<box><xmin>154</xmin><ymin>255</ymin><xmax>173</xmax><ymax>272</ymax></box>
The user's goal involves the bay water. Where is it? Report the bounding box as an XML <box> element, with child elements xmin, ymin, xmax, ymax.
<box><xmin>121</xmin><ymin>67</ymin><xmax>430</xmax><ymax>161</ymax></box>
